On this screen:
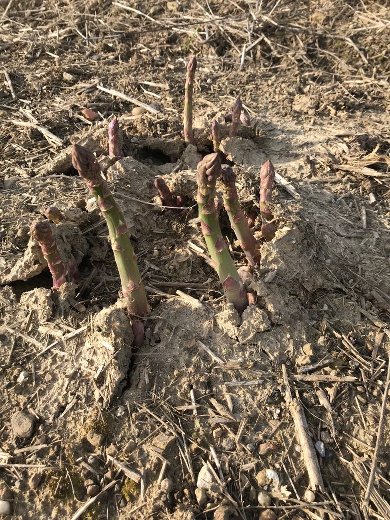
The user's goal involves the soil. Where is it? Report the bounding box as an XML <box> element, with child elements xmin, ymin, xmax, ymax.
<box><xmin>1</xmin><ymin>1</ymin><xmax>390</xmax><ymax>519</ymax></box>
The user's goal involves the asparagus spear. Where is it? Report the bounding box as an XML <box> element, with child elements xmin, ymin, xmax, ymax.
<box><xmin>183</xmin><ymin>55</ymin><xmax>197</xmax><ymax>145</ymax></box>
<box><xmin>108</xmin><ymin>117</ymin><xmax>124</xmax><ymax>158</ymax></box>
<box><xmin>31</xmin><ymin>220</ymin><xmax>67</xmax><ymax>288</ymax></box>
<box><xmin>154</xmin><ymin>177</ymin><xmax>175</xmax><ymax>207</ymax></box>
<box><xmin>72</xmin><ymin>145</ymin><xmax>148</xmax><ymax>330</ymax></box>
<box><xmin>220</xmin><ymin>166</ymin><xmax>260</xmax><ymax>267</ymax></box>
<box><xmin>259</xmin><ymin>159</ymin><xmax>277</xmax><ymax>241</ymax></box>
<box><xmin>211</xmin><ymin>119</ymin><xmax>221</xmax><ymax>153</ymax></box>
<box><xmin>229</xmin><ymin>96</ymin><xmax>242</xmax><ymax>137</ymax></box>
<box><xmin>197</xmin><ymin>153</ymin><xmax>248</xmax><ymax>312</ymax></box>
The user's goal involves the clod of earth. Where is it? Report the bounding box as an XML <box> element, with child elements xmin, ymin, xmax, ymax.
<box><xmin>240</xmin><ymin>106</ymin><xmax>251</xmax><ymax>126</ymax></box>
<box><xmin>108</xmin><ymin>117</ymin><xmax>124</xmax><ymax>159</ymax></box>
<box><xmin>72</xmin><ymin>144</ymin><xmax>148</xmax><ymax>344</ymax></box>
<box><xmin>45</xmin><ymin>206</ymin><xmax>64</xmax><ymax>224</ymax></box>
<box><xmin>30</xmin><ymin>220</ymin><xmax>67</xmax><ymax>288</ymax></box>
<box><xmin>260</xmin><ymin>159</ymin><xmax>277</xmax><ymax>241</ymax></box>
<box><xmin>196</xmin><ymin>152</ymin><xmax>248</xmax><ymax>313</ymax></box>
<box><xmin>220</xmin><ymin>165</ymin><xmax>260</xmax><ymax>267</ymax></box>
<box><xmin>183</xmin><ymin>55</ymin><xmax>197</xmax><ymax>145</ymax></box>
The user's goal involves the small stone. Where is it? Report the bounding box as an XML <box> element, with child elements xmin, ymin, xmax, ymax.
<box><xmin>11</xmin><ymin>410</ymin><xmax>35</xmax><ymax>439</ymax></box>
<box><xmin>87</xmin><ymin>485</ymin><xmax>100</xmax><ymax>497</ymax></box>
<box><xmin>315</xmin><ymin>440</ymin><xmax>326</xmax><ymax>457</ymax></box>
<box><xmin>132</xmin><ymin>106</ymin><xmax>147</xmax><ymax>116</ymax></box>
<box><xmin>63</xmin><ymin>71</ymin><xmax>76</xmax><ymax>82</ymax></box>
<box><xmin>81</xmin><ymin>108</ymin><xmax>99</xmax><ymax>121</ymax></box>
<box><xmin>160</xmin><ymin>478</ymin><xmax>173</xmax><ymax>493</ymax></box>
<box><xmin>104</xmin><ymin>470</ymin><xmax>115</xmax><ymax>481</ymax></box>
<box><xmin>0</xmin><ymin>500</ymin><xmax>11</xmax><ymax>516</ymax></box>
<box><xmin>119</xmin><ymin>497</ymin><xmax>127</xmax><ymax>508</ymax></box>
<box><xmin>87</xmin><ymin>430</ymin><xmax>104</xmax><ymax>448</ymax></box>
<box><xmin>195</xmin><ymin>487</ymin><xmax>207</xmax><ymax>508</ymax></box>
<box><xmin>28</xmin><ymin>472</ymin><xmax>43</xmax><ymax>490</ymax></box>
<box><xmin>213</xmin><ymin>504</ymin><xmax>235</xmax><ymax>520</ymax></box>
<box><xmin>197</xmin><ymin>465</ymin><xmax>215</xmax><ymax>491</ymax></box>
<box><xmin>259</xmin><ymin>510</ymin><xmax>277</xmax><ymax>520</ymax></box>
<box><xmin>256</xmin><ymin>469</ymin><xmax>268</xmax><ymax>487</ymax></box>
<box><xmin>303</xmin><ymin>488</ymin><xmax>316</xmax><ymax>503</ymax></box>
<box><xmin>320</xmin><ymin>431</ymin><xmax>331</xmax><ymax>443</ymax></box>
<box><xmin>84</xmin><ymin>479</ymin><xmax>95</xmax><ymax>487</ymax></box>
<box><xmin>258</xmin><ymin>442</ymin><xmax>277</xmax><ymax>456</ymax></box>
<box><xmin>16</xmin><ymin>371</ymin><xmax>29</xmax><ymax>384</ymax></box>
<box><xmin>257</xmin><ymin>491</ymin><xmax>271</xmax><ymax>506</ymax></box>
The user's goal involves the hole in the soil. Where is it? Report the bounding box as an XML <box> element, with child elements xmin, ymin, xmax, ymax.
<box><xmin>54</xmin><ymin>164</ymin><xmax>78</xmax><ymax>177</ymax></box>
<box><xmin>10</xmin><ymin>270</ymin><xmax>53</xmax><ymax>300</ymax></box>
<box><xmin>134</xmin><ymin>146</ymin><xmax>173</xmax><ymax>166</ymax></box>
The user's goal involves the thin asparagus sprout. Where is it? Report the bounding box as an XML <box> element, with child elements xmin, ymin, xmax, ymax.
<box><xmin>31</xmin><ymin>220</ymin><xmax>67</xmax><ymax>288</ymax></box>
<box><xmin>211</xmin><ymin>119</ymin><xmax>221</xmax><ymax>153</ymax></box>
<box><xmin>72</xmin><ymin>145</ymin><xmax>148</xmax><ymax>342</ymax></box>
<box><xmin>259</xmin><ymin>159</ymin><xmax>277</xmax><ymax>241</ymax></box>
<box><xmin>220</xmin><ymin>166</ymin><xmax>260</xmax><ymax>267</ymax></box>
<box><xmin>108</xmin><ymin>117</ymin><xmax>124</xmax><ymax>158</ymax></box>
<box><xmin>229</xmin><ymin>96</ymin><xmax>242</xmax><ymax>137</ymax></box>
<box><xmin>196</xmin><ymin>153</ymin><xmax>248</xmax><ymax>312</ymax></box>
<box><xmin>183</xmin><ymin>55</ymin><xmax>197</xmax><ymax>145</ymax></box>
<box><xmin>155</xmin><ymin>177</ymin><xmax>175</xmax><ymax>207</ymax></box>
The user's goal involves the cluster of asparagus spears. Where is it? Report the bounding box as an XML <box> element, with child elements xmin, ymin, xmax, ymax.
<box><xmin>31</xmin><ymin>55</ymin><xmax>277</xmax><ymax>345</ymax></box>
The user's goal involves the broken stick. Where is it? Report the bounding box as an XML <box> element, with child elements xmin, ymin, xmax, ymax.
<box><xmin>282</xmin><ymin>364</ymin><xmax>325</xmax><ymax>493</ymax></box>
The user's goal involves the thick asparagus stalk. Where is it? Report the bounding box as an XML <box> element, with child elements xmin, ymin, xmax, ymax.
<box><xmin>183</xmin><ymin>55</ymin><xmax>197</xmax><ymax>145</ymax></box>
<box><xmin>154</xmin><ymin>177</ymin><xmax>175</xmax><ymax>207</ymax></box>
<box><xmin>108</xmin><ymin>117</ymin><xmax>124</xmax><ymax>158</ymax></box>
<box><xmin>259</xmin><ymin>159</ymin><xmax>277</xmax><ymax>241</ymax></box>
<box><xmin>229</xmin><ymin>96</ymin><xmax>242</xmax><ymax>137</ymax></box>
<box><xmin>31</xmin><ymin>220</ymin><xmax>67</xmax><ymax>288</ymax></box>
<box><xmin>197</xmin><ymin>153</ymin><xmax>248</xmax><ymax>312</ymax></box>
<box><xmin>220</xmin><ymin>166</ymin><xmax>260</xmax><ymax>267</ymax></box>
<box><xmin>211</xmin><ymin>119</ymin><xmax>221</xmax><ymax>153</ymax></box>
<box><xmin>72</xmin><ymin>144</ymin><xmax>148</xmax><ymax>324</ymax></box>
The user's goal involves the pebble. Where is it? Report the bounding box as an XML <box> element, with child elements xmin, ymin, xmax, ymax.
<box><xmin>213</xmin><ymin>504</ymin><xmax>235</xmax><ymax>520</ymax></box>
<box><xmin>259</xmin><ymin>510</ymin><xmax>277</xmax><ymax>520</ymax></box>
<box><xmin>28</xmin><ymin>472</ymin><xmax>43</xmax><ymax>490</ymax></box>
<box><xmin>87</xmin><ymin>485</ymin><xmax>100</xmax><ymax>497</ymax></box>
<box><xmin>11</xmin><ymin>410</ymin><xmax>35</xmax><ymax>439</ymax></box>
<box><xmin>315</xmin><ymin>440</ymin><xmax>326</xmax><ymax>457</ymax></box>
<box><xmin>195</xmin><ymin>487</ymin><xmax>207</xmax><ymax>508</ymax></box>
<box><xmin>132</xmin><ymin>106</ymin><xmax>147</xmax><ymax>116</ymax></box>
<box><xmin>84</xmin><ymin>479</ymin><xmax>95</xmax><ymax>488</ymax></box>
<box><xmin>197</xmin><ymin>465</ymin><xmax>215</xmax><ymax>491</ymax></box>
<box><xmin>0</xmin><ymin>500</ymin><xmax>11</xmax><ymax>516</ymax></box>
<box><xmin>303</xmin><ymin>488</ymin><xmax>316</xmax><ymax>503</ymax></box>
<box><xmin>258</xmin><ymin>491</ymin><xmax>271</xmax><ymax>506</ymax></box>
<box><xmin>160</xmin><ymin>478</ymin><xmax>173</xmax><ymax>493</ymax></box>
<box><xmin>258</xmin><ymin>442</ymin><xmax>276</xmax><ymax>456</ymax></box>
<box><xmin>87</xmin><ymin>431</ymin><xmax>104</xmax><ymax>448</ymax></box>
<box><xmin>104</xmin><ymin>470</ymin><xmax>115</xmax><ymax>481</ymax></box>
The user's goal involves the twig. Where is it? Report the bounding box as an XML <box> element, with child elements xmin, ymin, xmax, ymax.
<box><xmin>282</xmin><ymin>364</ymin><xmax>325</xmax><ymax>492</ymax></box>
<box><xmin>10</xmin><ymin>120</ymin><xmax>62</xmax><ymax>147</ymax></box>
<box><xmin>197</xmin><ymin>341</ymin><xmax>225</xmax><ymax>364</ymax></box>
<box><xmin>3</xmin><ymin>70</ymin><xmax>16</xmax><ymax>99</ymax></box>
<box><xmin>70</xmin><ymin>480</ymin><xmax>117</xmax><ymax>520</ymax></box>
<box><xmin>106</xmin><ymin>455</ymin><xmax>141</xmax><ymax>483</ymax></box>
<box><xmin>363</xmin><ymin>353</ymin><xmax>390</xmax><ymax>508</ymax></box>
<box><xmin>293</xmin><ymin>374</ymin><xmax>357</xmax><ymax>383</ymax></box>
<box><xmin>97</xmin><ymin>85</ymin><xmax>160</xmax><ymax>115</ymax></box>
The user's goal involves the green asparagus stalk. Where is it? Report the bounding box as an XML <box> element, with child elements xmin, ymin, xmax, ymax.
<box><xmin>220</xmin><ymin>166</ymin><xmax>260</xmax><ymax>267</ymax></box>
<box><xmin>72</xmin><ymin>145</ymin><xmax>148</xmax><ymax>330</ymax></box>
<box><xmin>108</xmin><ymin>117</ymin><xmax>123</xmax><ymax>158</ymax></box>
<box><xmin>197</xmin><ymin>153</ymin><xmax>248</xmax><ymax>312</ymax></box>
<box><xmin>229</xmin><ymin>96</ymin><xmax>242</xmax><ymax>137</ymax></box>
<box><xmin>45</xmin><ymin>206</ymin><xmax>64</xmax><ymax>224</ymax></box>
<box><xmin>183</xmin><ymin>55</ymin><xmax>197</xmax><ymax>145</ymax></box>
<box><xmin>31</xmin><ymin>220</ymin><xmax>67</xmax><ymax>288</ymax></box>
<box><xmin>211</xmin><ymin>119</ymin><xmax>221</xmax><ymax>153</ymax></box>
<box><xmin>259</xmin><ymin>159</ymin><xmax>277</xmax><ymax>241</ymax></box>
